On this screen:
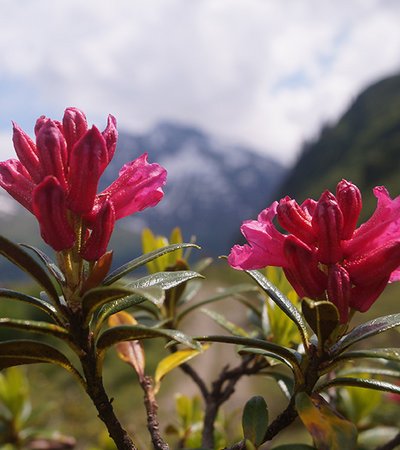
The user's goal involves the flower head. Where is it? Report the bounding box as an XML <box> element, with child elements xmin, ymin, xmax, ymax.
<box><xmin>0</xmin><ymin>108</ymin><xmax>167</xmax><ymax>260</ymax></box>
<box><xmin>228</xmin><ymin>180</ymin><xmax>400</xmax><ymax>322</ymax></box>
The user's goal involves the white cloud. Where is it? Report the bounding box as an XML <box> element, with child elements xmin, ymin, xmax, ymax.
<box><xmin>0</xmin><ymin>0</ymin><xmax>399</xmax><ymax>164</ymax></box>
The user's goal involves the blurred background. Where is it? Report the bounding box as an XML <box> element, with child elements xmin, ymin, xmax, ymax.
<box><xmin>1</xmin><ymin>1</ymin><xmax>400</xmax><ymax>448</ymax></box>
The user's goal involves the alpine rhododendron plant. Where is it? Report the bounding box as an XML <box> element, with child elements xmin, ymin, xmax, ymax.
<box><xmin>228</xmin><ymin>180</ymin><xmax>400</xmax><ymax>323</ymax></box>
<box><xmin>0</xmin><ymin>110</ymin><xmax>400</xmax><ymax>450</ymax></box>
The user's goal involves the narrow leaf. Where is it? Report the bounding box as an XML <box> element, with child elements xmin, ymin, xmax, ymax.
<box><xmin>154</xmin><ymin>347</ymin><xmax>206</xmax><ymax>393</ymax></box>
<box><xmin>0</xmin><ymin>318</ymin><xmax>69</xmax><ymax>341</ymax></box>
<box><xmin>331</xmin><ymin>313</ymin><xmax>400</xmax><ymax>355</ymax></box>
<box><xmin>242</xmin><ymin>396</ymin><xmax>268</xmax><ymax>447</ymax></box>
<box><xmin>201</xmin><ymin>308</ymin><xmax>249</xmax><ymax>337</ymax></box>
<box><xmin>178</xmin><ymin>284</ymin><xmax>258</xmax><ymax>319</ymax></box>
<box><xmin>245</xmin><ymin>270</ymin><xmax>309</xmax><ymax>345</ymax></box>
<box><xmin>238</xmin><ymin>347</ymin><xmax>294</xmax><ymax>370</ymax></box>
<box><xmin>82</xmin><ymin>287</ymin><xmax>140</xmax><ymax>325</ymax></box>
<box><xmin>265</xmin><ymin>373</ymin><xmax>295</xmax><ymax>400</ymax></box>
<box><xmin>0</xmin><ymin>236</ymin><xmax>59</xmax><ymax>304</ymax></box>
<box><xmin>0</xmin><ymin>340</ymin><xmax>84</xmax><ymax>386</ymax></box>
<box><xmin>334</xmin><ymin>348</ymin><xmax>400</xmax><ymax>364</ymax></box>
<box><xmin>317</xmin><ymin>377</ymin><xmax>400</xmax><ymax>396</ymax></box>
<box><xmin>0</xmin><ymin>289</ymin><xmax>62</xmax><ymax>325</ymax></box>
<box><xmin>197</xmin><ymin>335</ymin><xmax>302</xmax><ymax>372</ymax></box>
<box><xmin>295</xmin><ymin>392</ymin><xmax>357</xmax><ymax>450</ymax></box>
<box><xmin>126</xmin><ymin>270</ymin><xmax>203</xmax><ymax>291</ymax></box>
<box><xmin>97</xmin><ymin>325</ymin><xmax>201</xmax><ymax>356</ymax></box>
<box><xmin>20</xmin><ymin>243</ymin><xmax>66</xmax><ymax>284</ymax></box>
<box><xmin>103</xmin><ymin>243</ymin><xmax>199</xmax><ymax>285</ymax></box>
<box><xmin>302</xmin><ymin>298</ymin><xmax>339</xmax><ymax>347</ymax></box>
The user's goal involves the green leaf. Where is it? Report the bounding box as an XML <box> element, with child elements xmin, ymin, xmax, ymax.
<box><xmin>242</xmin><ymin>396</ymin><xmax>268</xmax><ymax>447</ymax></box>
<box><xmin>302</xmin><ymin>298</ymin><xmax>339</xmax><ymax>348</ymax></box>
<box><xmin>0</xmin><ymin>340</ymin><xmax>84</xmax><ymax>386</ymax></box>
<box><xmin>0</xmin><ymin>318</ymin><xmax>69</xmax><ymax>341</ymax></box>
<box><xmin>357</xmin><ymin>427</ymin><xmax>400</xmax><ymax>449</ymax></box>
<box><xmin>265</xmin><ymin>373</ymin><xmax>295</xmax><ymax>400</ymax></box>
<box><xmin>103</xmin><ymin>243</ymin><xmax>199</xmax><ymax>285</ymax></box>
<box><xmin>334</xmin><ymin>348</ymin><xmax>400</xmax><ymax>365</ymax></box>
<box><xmin>316</xmin><ymin>377</ymin><xmax>400</xmax><ymax>396</ymax></box>
<box><xmin>331</xmin><ymin>313</ymin><xmax>400</xmax><ymax>355</ymax></box>
<box><xmin>82</xmin><ymin>287</ymin><xmax>142</xmax><ymax>326</ymax></box>
<box><xmin>154</xmin><ymin>347</ymin><xmax>206</xmax><ymax>393</ymax></box>
<box><xmin>97</xmin><ymin>325</ymin><xmax>201</xmax><ymax>356</ymax></box>
<box><xmin>20</xmin><ymin>244</ymin><xmax>66</xmax><ymax>284</ymax></box>
<box><xmin>295</xmin><ymin>392</ymin><xmax>357</xmax><ymax>450</ymax></box>
<box><xmin>126</xmin><ymin>270</ymin><xmax>203</xmax><ymax>291</ymax></box>
<box><xmin>0</xmin><ymin>289</ymin><xmax>62</xmax><ymax>325</ymax></box>
<box><xmin>94</xmin><ymin>295</ymin><xmax>150</xmax><ymax>332</ymax></box>
<box><xmin>337</xmin><ymin>366</ymin><xmax>400</xmax><ymax>379</ymax></box>
<box><xmin>196</xmin><ymin>335</ymin><xmax>302</xmax><ymax>373</ymax></box>
<box><xmin>178</xmin><ymin>284</ymin><xmax>258</xmax><ymax>319</ymax></box>
<box><xmin>238</xmin><ymin>347</ymin><xmax>295</xmax><ymax>369</ymax></box>
<box><xmin>245</xmin><ymin>270</ymin><xmax>309</xmax><ymax>345</ymax></box>
<box><xmin>0</xmin><ymin>236</ymin><xmax>59</xmax><ymax>304</ymax></box>
<box><xmin>201</xmin><ymin>308</ymin><xmax>249</xmax><ymax>337</ymax></box>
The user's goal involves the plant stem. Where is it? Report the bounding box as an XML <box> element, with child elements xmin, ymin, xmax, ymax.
<box><xmin>140</xmin><ymin>376</ymin><xmax>169</xmax><ymax>450</ymax></box>
<box><xmin>81</xmin><ymin>350</ymin><xmax>137</xmax><ymax>450</ymax></box>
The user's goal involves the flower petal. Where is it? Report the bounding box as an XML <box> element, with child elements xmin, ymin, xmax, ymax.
<box><xmin>99</xmin><ymin>153</ymin><xmax>167</xmax><ymax>220</ymax></box>
<box><xmin>62</xmin><ymin>107</ymin><xmax>88</xmax><ymax>154</ymax></box>
<box><xmin>0</xmin><ymin>159</ymin><xmax>35</xmax><ymax>212</ymax></box>
<box><xmin>336</xmin><ymin>179</ymin><xmax>362</xmax><ymax>240</ymax></box>
<box><xmin>12</xmin><ymin>122</ymin><xmax>42</xmax><ymax>183</ymax></box>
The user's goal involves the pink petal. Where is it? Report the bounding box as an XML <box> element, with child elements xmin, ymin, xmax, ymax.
<box><xmin>327</xmin><ymin>264</ymin><xmax>351</xmax><ymax>323</ymax></box>
<box><xmin>350</xmin><ymin>276</ymin><xmax>389</xmax><ymax>312</ymax></box>
<box><xmin>12</xmin><ymin>122</ymin><xmax>42</xmax><ymax>183</ymax></box>
<box><xmin>102</xmin><ymin>115</ymin><xmax>118</xmax><ymax>163</ymax></box>
<box><xmin>228</xmin><ymin>202</ymin><xmax>287</xmax><ymax>269</ymax></box>
<box><xmin>344</xmin><ymin>186</ymin><xmax>400</xmax><ymax>257</ymax></box>
<box><xmin>62</xmin><ymin>107</ymin><xmax>88</xmax><ymax>154</ymax></box>
<box><xmin>0</xmin><ymin>159</ymin><xmax>35</xmax><ymax>212</ymax></box>
<box><xmin>336</xmin><ymin>179</ymin><xmax>362</xmax><ymax>240</ymax></box>
<box><xmin>99</xmin><ymin>153</ymin><xmax>167</xmax><ymax>220</ymax></box>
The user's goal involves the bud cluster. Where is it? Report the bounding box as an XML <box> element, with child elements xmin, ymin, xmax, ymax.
<box><xmin>229</xmin><ymin>180</ymin><xmax>400</xmax><ymax>322</ymax></box>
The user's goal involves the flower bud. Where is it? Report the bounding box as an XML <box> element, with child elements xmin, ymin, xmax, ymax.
<box><xmin>277</xmin><ymin>196</ymin><xmax>316</xmax><ymax>244</ymax></box>
<box><xmin>327</xmin><ymin>264</ymin><xmax>351</xmax><ymax>323</ymax></box>
<box><xmin>283</xmin><ymin>235</ymin><xmax>326</xmax><ymax>298</ymax></box>
<box><xmin>0</xmin><ymin>159</ymin><xmax>35</xmax><ymax>212</ymax></box>
<box><xmin>102</xmin><ymin>114</ymin><xmax>118</xmax><ymax>163</ymax></box>
<box><xmin>336</xmin><ymin>179</ymin><xmax>362</xmax><ymax>240</ymax></box>
<box><xmin>68</xmin><ymin>126</ymin><xmax>108</xmax><ymax>214</ymax></box>
<box><xmin>32</xmin><ymin>176</ymin><xmax>75</xmax><ymax>251</ymax></box>
<box><xmin>36</xmin><ymin>121</ymin><xmax>68</xmax><ymax>189</ymax></box>
<box><xmin>312</xmin><ymin>191</ymin><xmax>343</xmax><ymax>264</ymax></box>
<box><xmin>81</xmin><ymin>201</ymin><xmax>115</xmax><ymax>261</ymax></box>
<box><xmin>12</xmin><ymin>122</ymin><xmax>42</xmax><ymax>183</ymax></box>
<box><xmin>62</xmin><ymin>107</ymin><xmax>88</xmax><ymax>153</ymax></box>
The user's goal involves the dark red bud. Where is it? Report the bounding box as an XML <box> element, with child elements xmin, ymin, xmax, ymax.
<box><xmin>277</xmin><ymin>196</ymin><xmax>316</xmax><ymax>244</ymax></box>
<box><xmin>62</xmin><ymin>107</ymin><xmax>88</xmax><ymax>154</ymax></box>
<box><xmin>0</xmin><ymin>159</ymin><xmax>35</xmax><ymax>212</ymax></box>
<box><xmin>283</xmin><ymin>234</ymin><xmax>327</xmax><ymax>298</ymax></box>
<box><xmin>312</xmin><ymin>191</ymin><xmax>344</xmax><ymax>264</ymax></box>
<box><xmin>327</xmin><ymin>264</ymin><xmax>351</xmax><ymax>323</ymax></box>
<box><xmin>32</xmin><ymin>176</ymin><xmax>75</xmax><ymax>251</ymax></box>
<box><xmin>12</xmin><ymin>122</ymin><xmax>42</xmax><ymax>183</ymax></box>
<box><xmin>68</xmin><ymin>126</ymin><xmax>108</xmax><ymax>214</ymax></box>
<box><xmin>102</xmin><ymin>114</ymin><xmax>118</xmax><ymax>163</ymax></box>
<box><xmin>81</xmin><ymin>201</ymin><xmax>115</xmax><ymax>261</ymax></box>
<box><xmin>336</xmin><ymin>179</ymin><xmax>362</xmax><ymax>239</ymax></box>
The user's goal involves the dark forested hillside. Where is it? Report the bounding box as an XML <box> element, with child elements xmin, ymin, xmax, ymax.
<box><xmin>275</xmin><ymin>73</ymin><xmax>400</xmax><ymax>217</ymax></box>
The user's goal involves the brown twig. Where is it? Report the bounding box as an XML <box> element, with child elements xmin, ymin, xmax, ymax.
<box><xmin>140</xmin><ymin>376</ymin><xmax>170</xmax><ymax>450</ymax></box>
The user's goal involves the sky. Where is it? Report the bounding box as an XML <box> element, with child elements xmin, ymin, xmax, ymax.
<box><xmin>0</xmin><ymin>0</ymin><xmax>400</xmax><ymax>166</ymax></box>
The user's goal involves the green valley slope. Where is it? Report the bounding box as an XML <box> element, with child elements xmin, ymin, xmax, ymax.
<box><xmin>275</xmin><ymin>73</ymin><xmax>400</xmax><ymax>217</ymax></box>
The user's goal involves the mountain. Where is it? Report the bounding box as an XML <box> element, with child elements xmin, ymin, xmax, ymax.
<box><xmin>104</xmin><ymin>122</ymin><xmax>286</xmax><ymax>256</ymax></box>
<box><xmin>0</xmin><ymin>122</ymin><xmax>285</xmax><ymax>281</ymax></box>
<box><xmin>274</xmin><ymin>74</ymin><xmax>400</xmax><ymax>216</ymax></box>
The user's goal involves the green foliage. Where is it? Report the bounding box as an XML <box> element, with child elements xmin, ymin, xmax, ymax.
<box><xmin>242</xmin><ymin>396</ymin><xmax>268</xmax><ymax>447</ymax></box>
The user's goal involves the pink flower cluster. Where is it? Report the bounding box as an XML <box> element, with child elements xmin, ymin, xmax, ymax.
<box><xmin>228</xmin><ymin>180</ymin><xmax>400</xmax><ymax>322</ymax></box>
<box><xmin>0</xmin><ymin>108</ymin><xmax>167</xmax><ymax>260</ymax></box>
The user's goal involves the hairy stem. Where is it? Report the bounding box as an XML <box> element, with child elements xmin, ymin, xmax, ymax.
<box><xmin>140</xmin><ymin>376</ymin><xmax>169</xmax><ymax>450</ymax></box>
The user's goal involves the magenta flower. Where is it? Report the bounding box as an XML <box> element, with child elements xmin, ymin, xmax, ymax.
<box><xmin>228</xmin><ymin>180</ymin><xmax>400</xmax><ymax>322</ymax></box>
<box><xmin>0</xmin><ymin>108</ymin><xmax>167</xmax><ymax>260</ymax></box>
